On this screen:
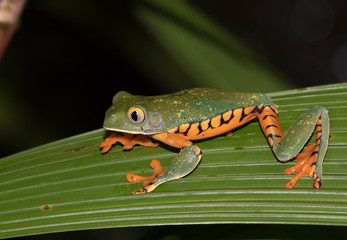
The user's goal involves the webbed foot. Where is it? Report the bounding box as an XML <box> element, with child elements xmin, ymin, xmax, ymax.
<box><xmin>100</xmin><ymin>133</ymin><xmax>159</xmax><ymax>153</ymax></box>
<box><xmin>284</xmin><ymin>144</ymin><xmax>322</xmax><ymax>189</ymax></box>
<box><xmin>126</xmin><ymin>159</ymin><xmax>166</xmax><ymax>194</ymax></box>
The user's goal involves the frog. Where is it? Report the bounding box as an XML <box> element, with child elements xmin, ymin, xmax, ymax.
<box><xmin>100</xmin><ymin>88</ymin><xmax>329</xmax><ymax>194</ymax></box>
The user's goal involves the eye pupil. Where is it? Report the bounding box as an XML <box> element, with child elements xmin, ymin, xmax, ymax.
<box><xmin>131</xmin><ymin>111</ymin><xmax>138</xmax><ymax>122</ymax></box>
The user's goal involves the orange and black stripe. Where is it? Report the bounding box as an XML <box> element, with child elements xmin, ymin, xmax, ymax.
<box><xmin>168</xmin><ymin>105</ymin><xmax>281</xmax><ymax>141</ymax></box>
<box><xmin>311</xmin><ymin>115</ymin><xmax>323</xmax><ymax>189</ymax></box>
<box><xmin>256</xmin><ymin>105</ymin><xmax>284</xmax><ymax>147</ymax></box>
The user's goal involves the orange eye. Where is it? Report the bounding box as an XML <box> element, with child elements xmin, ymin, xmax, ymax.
<box><xmin>128</xmin><ymin>107</ymin><xmax>145</xmax><ymax>124</ymax></box>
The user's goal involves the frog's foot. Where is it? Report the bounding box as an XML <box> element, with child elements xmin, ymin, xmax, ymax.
<box><xmin>284</xmin><ymin>144</ymin><xmax>322</xmax><ymax>189</ymax></box>
<box><xmin>126</xmin><ymin>159</ymin><xmax>166</xmax><ymax>194</ymax></box>
<box><xmin>100</xmin><ymin>133</ymin><xmax>159</xmax><ymax>153</ymax></box>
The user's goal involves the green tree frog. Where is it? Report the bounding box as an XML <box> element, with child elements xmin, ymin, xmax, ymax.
<box><xmin>100</xmin><ymin>88</ymin><xmax>329</xmax><ymax>194</ymax></box>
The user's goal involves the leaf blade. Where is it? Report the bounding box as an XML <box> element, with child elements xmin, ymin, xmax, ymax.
<box><xmin>1</xmin><ymin>83</ymin><xmax>347</xmax><ymax>239</ymax></box>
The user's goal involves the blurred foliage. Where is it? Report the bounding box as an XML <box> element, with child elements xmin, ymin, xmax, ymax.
<box><xmin>134</xmin><ymin>0</ymin><xmax>291</xmax><ymax>90</ymax></box>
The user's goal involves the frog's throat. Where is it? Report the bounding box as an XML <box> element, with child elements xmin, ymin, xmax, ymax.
<box><xmin>103</xmin><ymin>125</ymin><xmax>160</xmax><ymax>135</ymax></box>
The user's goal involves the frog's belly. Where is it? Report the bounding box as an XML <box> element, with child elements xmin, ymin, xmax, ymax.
<box><xmin>168</xmin><ymin>106</ymin><xmax>259</xmax><ymax>140</ymax></box>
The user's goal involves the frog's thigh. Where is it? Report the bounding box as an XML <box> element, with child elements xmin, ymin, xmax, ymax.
<box><xmin>133</xmin><ymin>144</ymin><xmax>202</xmax><ymax>194</ymax></box>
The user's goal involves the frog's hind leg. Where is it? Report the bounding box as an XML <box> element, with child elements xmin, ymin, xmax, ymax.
<box><xmin>283</xmin><ymin>113</ymin><xmax>329</xmax><ymax>189</ymax></box>
<box><xmin>257</xmin><ymin>105</ymin><xmax>329</xmax><ymax>189</ymax></box>
<box><xmin>127</xmin><ymin>144</ymin><xmax>202</xmax><ymax>194</ymax></box>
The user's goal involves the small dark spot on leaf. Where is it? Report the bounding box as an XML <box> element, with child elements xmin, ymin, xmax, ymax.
<box><xmin>42</xmin><ymin>204</ymin><xmax>51</xmax><ymax>211</ymax></box>
<box><xmin>65</xmin><ymin>144</ymin><xmax>94</xmax><ymax>152</ymax></box>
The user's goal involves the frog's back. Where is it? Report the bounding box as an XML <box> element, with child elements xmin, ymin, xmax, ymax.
<box><xmin>150</xmin><ymin>88</ymin><xmax>275</xmax><ymax>137</ymax></box>
<box><xmin>166</xmin><ymin>88</ymin><xmax>273</xmax><ymax>108</ymax></box>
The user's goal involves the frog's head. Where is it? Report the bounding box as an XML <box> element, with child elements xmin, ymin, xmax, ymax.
<box><xmin>103</xmin><ymin>91</ymin><xmax>163</xmax><ymax>135</ymax></box>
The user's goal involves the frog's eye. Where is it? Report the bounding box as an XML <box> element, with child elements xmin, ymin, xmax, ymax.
<box><xmin>128</xmin><ymin>107</ymin><xmax>145</xmax><ymax>124</ymax></box>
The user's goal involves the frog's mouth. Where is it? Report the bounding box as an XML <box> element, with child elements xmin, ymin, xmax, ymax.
<box><xmin>103</xmin><ymin>125</ymin><xmax>159</xmax><ymax>135</ymax></box>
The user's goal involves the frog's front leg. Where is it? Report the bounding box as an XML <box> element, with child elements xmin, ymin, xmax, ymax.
<box><xmin>126</xmin><ymin>132</ymin><xmax>202</xmax><ymax>194</ymax></box>
<box><xmin>100</xmin><ymin>133</ymin><xmax>159</xmax><ymax>153</ymax></box>
<box><xmin>257</xmin><ymin>105</ymin><xmax>329</xmax><ymax>189</ymax></box>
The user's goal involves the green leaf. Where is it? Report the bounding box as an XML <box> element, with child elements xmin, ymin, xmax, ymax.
<box><xmin>1</xmin><ymin>83</ymin><xmax>347</xmax><ymax>239</ymax></box>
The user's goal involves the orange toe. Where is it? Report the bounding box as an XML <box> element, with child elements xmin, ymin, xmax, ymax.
<box><xmin>126</xmin><ymin>159</ymin><xmax>166</xmax><ymax>189</ymax></box>
<box><xmin>284</xmin><ymin>144</ymin><xmax>319</xmax><ymax>189</ymax></box>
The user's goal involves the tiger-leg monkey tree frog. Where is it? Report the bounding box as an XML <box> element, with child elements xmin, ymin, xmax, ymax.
<box><xmin>100</xmin><ymin>88</ymin><xmax>329</xmax><ymax>194</ymax></box>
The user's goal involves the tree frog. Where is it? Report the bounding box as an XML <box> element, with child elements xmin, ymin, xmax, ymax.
<box><xmin>100</xmin><ymin>88</ymin><xmax>329</xmax><ymax>194</ymax></box>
